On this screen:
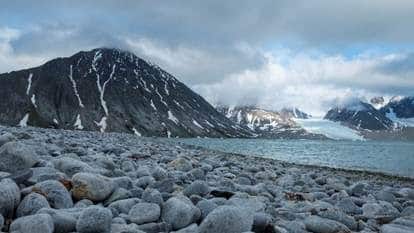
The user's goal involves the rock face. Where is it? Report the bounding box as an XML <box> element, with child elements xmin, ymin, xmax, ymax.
<box><xmin>0</xmin><ymin>48</ymin><xmax>250</xmax><ymax>138</ymax></box>
<box><xmin>324</xmin><ymin>100</ymin><xmax>393</xmax><ymax>130</ymax></box>
<box><xmin>217</xmin><ymin>105</ymin><xmax>326</xmax><ymax>139</ymax></box>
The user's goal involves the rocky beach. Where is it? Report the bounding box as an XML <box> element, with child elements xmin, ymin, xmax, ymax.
<box><xmin>0</xmin><ymin>125</ymin><xmax>413</xmax><ymax>233</ymax></box>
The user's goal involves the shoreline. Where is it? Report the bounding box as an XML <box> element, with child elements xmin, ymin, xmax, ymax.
<box><xmin>1</xmin><ymin>125</ymin><xmax>414</xmax><ymax>232</ymax></box>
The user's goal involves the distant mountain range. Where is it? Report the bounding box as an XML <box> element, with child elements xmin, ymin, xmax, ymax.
<box><xmin>216</xmin><ymin>106</ymin><xmax>326</xmax><ymax>139</ymax></box>
<box><xmin>0</xmin><ymin>48</ymin><xmax>412</xmax><ymax>140</ymax></box>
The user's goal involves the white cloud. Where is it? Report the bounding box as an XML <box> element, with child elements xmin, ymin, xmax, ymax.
<box><xmin>192</xmin><ymin>50</ymin><xmax>414</xmax><ymax>116</ymax></box>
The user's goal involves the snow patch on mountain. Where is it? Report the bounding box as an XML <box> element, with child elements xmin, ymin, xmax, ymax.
<box><xmin>68</xmin><ymin>65</ymin><xmax>85</xmax><ymax>108</ymax></box>
<box><xmin>18</xmin><ymin>114</ymin><xmax>29</xmax><ymax>127</ymax></box>
<box><xmin>74</xmin><ymin>114</ymin><xmax>84</xmax><ymax>130</ymax></box>
<box><xmin>26</xmin><ymin>73</ymin><xmax>33</xmax><ymax>95</ymax></box>
<box><xmin>168</xmin><ymin>111</ymin><xmax>179</xmax><ymax>124</ymax></box>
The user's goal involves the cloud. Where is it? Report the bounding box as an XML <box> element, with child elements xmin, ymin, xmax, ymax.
<box><xmin>1</xmin><ymin>1</ymin><xmax>414</xmax><ymax>115</ymax></box>
<box><xmin>192</xmin><ymin>51</ymin><xmax>414</xmax><ymax>116</ymax></box>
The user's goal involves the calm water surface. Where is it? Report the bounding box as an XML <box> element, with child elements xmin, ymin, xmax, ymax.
<box><xmin>171</xmin><ymin>138</ymin><xmax>414</xmax><ymax>178</ymax></box>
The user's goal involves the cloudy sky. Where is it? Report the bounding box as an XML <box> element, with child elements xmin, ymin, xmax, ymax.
<box><xmin>1</xmin><ymin>0</ymin><xmax>414</xmax><ymax>115</ymax></box>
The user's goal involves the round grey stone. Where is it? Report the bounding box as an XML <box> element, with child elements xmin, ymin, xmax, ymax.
<box><xmin>52</xmin><ymin>157</ymin><xmax>93</xmax><ymax>177</ymax></box>
<box><xmin>128</xmin><ymin>202</ymin><xmax>161</xmax><ymax>224</ymax></box>
<box><xmin>0</xmin><ymin>141</ymin><xmax>39</xmax><ymax>173</ymax></box>
<box><xmin>76</xmin><ymin>206</ymin><xmax>112</xmax><ymax>233</ymax></box>
<box><xmin>142</xmin><ymin>188</ymin><xmax>164</xmax><ymax>205</ymax></box>
<box><xmin>183</xmin><ymin>180</ymin><xmax>210</xmax><ymax>197</ymax></box>
<box><xmin>162</xmin><ymin>196</ymin><xmax>200</xmax><ymax>230</ymax></box>
<box><xmin>34</xmin><ymin>180</ymin><xmax>73</xmax><ymax>209</ymax></box>
<box><xmin>199</xmin><ymin>205</ymin><xmax>254</xmax><ymax>233</ymax></box>
<box><xmin>72</xmin><ymin>172</ymin><xmax>115</xmax><ymax>202</ymax></box>
<box><xmin>10</xmin><ymin>214</ymin><xmax>54</xmax><ymax>233</ymax></box>
<box><xmin>0</xmin><ymin>178</ymin><xmax>21</xmax><ymax>218</ymax></box>
<box><xmin>304</xmin><ymin>216</ymin><xmax>351</xmax><ymax>233</ymax></box>
<box><xmin>16</xmin><ymin>192</ymin><xmax>50</xmax><ymax>217</ymax></box>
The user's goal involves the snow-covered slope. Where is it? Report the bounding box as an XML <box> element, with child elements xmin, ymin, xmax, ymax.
<box><xmin>380</xmin><ymin>96</ymin><xmax>414</xmax><ymax>126</ymax></box>
<box><xmin>324</xmin><ymin>100</ymin><xmax>393</xmax><ymax>131</ymax></box>
<box><xmin>0</xmin><ymin>48</ymin><xmax>251</xmax><ymax>138</ymax></box>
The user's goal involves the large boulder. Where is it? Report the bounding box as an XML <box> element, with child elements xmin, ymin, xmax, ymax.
<box><xmin>52</xmin><ymin>157</ymin><xmax>94</xmax><ymax>177</ymax></box>
<box><xmin>162</xmin><ymin>196</ymin><xmax>200</xmax><ymax>230</ymax></box>
<box><xmin>10</xmin><ymin>214</ymin><xmax>54</xmax><ymax>233</ymax></box>
<box><xmin>37</xmin><ymin>208</ymin><xmax>80</xmax><ymax>233</ymax></box>
<box><xmin>72</xmin><ymin>173</ymin><xmax>115</xmax><ymax>202</ymax></box>
<box><xmin>199</xmin><ymin>205</ymin><xmax>254</xmax><ymax>233</ymax></box>
<box><xmin>16</xmin><ymin>192</ymin><xmax>50</xmax><ymax>217</ymax></box>
<box><xmin>0</xmin><ymin>178</ymin><xmax>21</xmax><ymax>218</ymax></box>
<box><xmin>304</xmin><ymin>216</ymin><xmax>351</xmax><ymax>233</ymax></box>
<box><xmin>0</xmin><ymin>142</ymin><xmax>39</xmax><ymax>173</ymax></box>
<box><xmin>34</xmin><ymin>180</ymin><xmax>73</xmax><ymax>209</ymax></box>
<box><xmin>76</xmin><ymin>206</ymin><xmax>112</xmax><ymax>233</ymax></box>
<box><xmin>128</xmin><ymin>202</ymin><xmax>161</xmax><ymax>224</ymax></box>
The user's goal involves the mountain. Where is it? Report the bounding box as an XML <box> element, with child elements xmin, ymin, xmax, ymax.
<box><xmin>0</xmin><ymin>48</ymin><xmax>251</xmax><ymax>138</ymax></box>
<box><xmin>216</xmin><ymin>106</ymin><xmax>326</xmax><ymax>139</ymax></box>
<box><xmin>370</xmin><ymin>96</ymin><xmax>386</xmax><ymax>109</ymax></box>
<box><xmin>380</xmin><ymin>96</ymin><xmax>414</xmax><ymax>128</ymax></box>
<box><xmin>279</xmin><ymin>107</ymin><xmax>311</xmax><ymax>119</ymax></box>
<box><xmin>324</xmin><ymin>100</ymin><xmax>393</xmax><ymax>131</ymax></box>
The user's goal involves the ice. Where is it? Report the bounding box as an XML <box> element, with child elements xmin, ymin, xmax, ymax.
<box><xmin>168</xmin><ymin>111</ymin><xmax>179</xmax><ymax>124</ymax></box>
<box><xmin>30</xmin><ymin>94</ymin><xmax>37</xmax><ymax>108</ymax></box>
<box><xmin>386</xmin><ymin>108</ymin><xmax>414</xmax><ymax>127</ymax></box>
<box><xmin>74</xmin><ymin>114</ymin><xmax>84</xmax><ymax>130</ymax></box>
<box><xmin>68</xmin><ymin>65</ymin><xmax>85</xmax><ymax>108</ymax></box>
<box><xmin>193</xmin><ymin>120</ymin><xmax>204</xmax><ymax>129</ymax></box>
<box><xmin>132</xmin><ymin>128</ymin><xmax>142</xmax><ymax>136</ymax></box>
<box><xmin>26</xmin><ymin>73</ymin><xmax>33</xmax><ymax>95</ymax></box>
<box><xmin>18</xmin><ymin>114</ymin><xmax>29</xmax><ymax>127</ymax></box>
<box><xmin>294</xmin><ymin>117</ymin><xmax>364</xmax><ymax>140</ymax></box>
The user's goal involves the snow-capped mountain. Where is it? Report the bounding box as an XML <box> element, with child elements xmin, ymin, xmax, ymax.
<box><xmin>279</xmin><ymin>108</ymin><xmax>311</xmax><ymax>119</ymax></box>
<box><xmin>0</xmin><ymin>48</ymin><xmax>251</xmax><ymax>138</ymax></box>
<box><xmin>216</xmin><ymin>106</ymin><xmax>326</xmax><ymax>139</ymax></box>
<box><xmin>380</xmin><ymin>96</ymin><xmax>414</xmax><ymax>127</ymax></box>
<box><xmin>324</xmin><ymin>100</ymin><xmax>393</xmax><ymax>131</ymax></box>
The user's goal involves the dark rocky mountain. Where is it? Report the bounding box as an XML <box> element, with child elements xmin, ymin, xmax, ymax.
<box><xmin>324</xmin><ymin>100</ymin><xmax>393</xmax><ymax>131</ymax></box>
<box><xmin>0</xmin><ymin>48</ymin><xmax>251</xmax><ymax>138</ymax></box>
<box><xmin>380</xmin><ymin>96</ymin><xmax>414</xmax><ymax>119</ymax></box>
<box><xmin>279</xmin><ymin>107</ymin><xmax>310</xmax><ymax>119</ymax></box>
<box><xmin>216</xmin><ymin>106</ymin><xmax>326</xmax><ymax>139</ymax></box>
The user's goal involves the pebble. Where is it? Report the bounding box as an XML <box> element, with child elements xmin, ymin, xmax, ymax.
<box><xmin>162</xmin><ymin>195</ymin><xmax>200</xmax><ymax>230</ymax></box>
<box><xmin>16</xmin><ymin>192</ymin><xmax>50</xmax><ymax>217</ymax></box>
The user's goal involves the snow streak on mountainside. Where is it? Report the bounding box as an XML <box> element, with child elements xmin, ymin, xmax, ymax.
<box><xmin>216</xmin><ymin>106</ymin><xmax>327</xmax><ymax>139</ymax></box>
<box><xmin>0</xmin><ymin>48</ymin><xmax>251</xmax><ymax>138</ymax></box>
